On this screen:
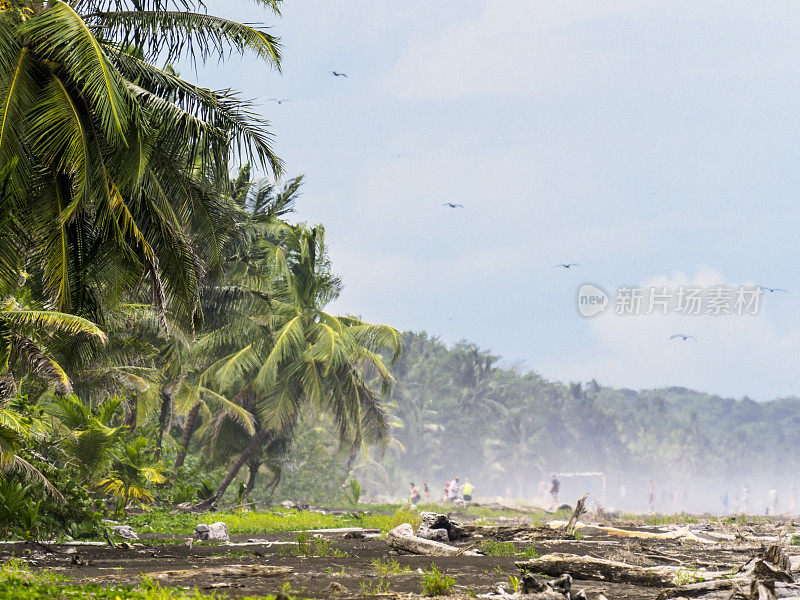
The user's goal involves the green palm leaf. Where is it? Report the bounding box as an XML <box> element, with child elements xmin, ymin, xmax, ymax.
<box><xmin>2</xmin><ymin>310</ymin><xmax>107</xmax><ymax>342</ymax></box>
<box><xmin>90</xmin><ymin>11</ymin><xmax>282</xmax><ymax>68</ymax></box>
<box><xmin>23</xmin><ymin>1</ymin><xmax>134</xmax><ymax>145</ymax></box>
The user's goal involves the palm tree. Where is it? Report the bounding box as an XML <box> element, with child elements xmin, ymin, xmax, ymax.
<box><xmin>0</xmin><ymin>0</ymin><xmax>284</xmax><ymax>326</ymax></box>
<box><xmin>42</xmin><ymin>393</ymin><xmax>125</xmax><ymax>484</ymax></box>
<box><xmin>0</xmin><ymin>295</ymin><xmax>107</xmax><ymax>397</ymax></box>
<box><xmin>196</xmin><ymin>224</ymin><xmax>401</xmax><ymax>506</ymax></box>
<box><xmin>95</xmin><ymin>436</ymin><xmax>165</xmax><ymax>515</ymax></box>
<box><xmin>450</xmin><ymin>344</ymin><xmax>505</xmax><ymax>417</ymax></box>
<box><xmin>0</xmin><ymin>395</ymin><xmax>63</xmax><ymax>498</ymax></box>
<box><xmin>171</xmin><ymin>169</ymin><xmax>303</xmax><ymax>469</ymax></box>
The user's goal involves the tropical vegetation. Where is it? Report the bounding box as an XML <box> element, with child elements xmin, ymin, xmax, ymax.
<box><xmin>0</xmin><ymin>0</ymin><xmax>401</xmax><ymax>539</ymax></box>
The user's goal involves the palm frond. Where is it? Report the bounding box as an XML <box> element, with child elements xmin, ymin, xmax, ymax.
<box><xmin>90</xmin><ymin>11</ymin><xmax>282</xmax><ymax>70</ymax></box>
<box><xmin>2</xmin><ymin>310</ymin><xmax>107</xmax><ymax>342</ymax></box>
<box><xmin>24</xmin><ymin>1</ymin><xmax>135</xmax><ymax>145</ymax></box>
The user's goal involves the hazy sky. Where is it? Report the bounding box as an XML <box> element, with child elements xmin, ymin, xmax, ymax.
<box><xmin>197</xmin><ymin>1</ymin><xmax>800</xmax><ymax>400</ymax></box>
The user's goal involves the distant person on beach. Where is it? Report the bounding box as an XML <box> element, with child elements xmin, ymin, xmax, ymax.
<box><xmin>409</xmin><ymin>482</ymin><xmax>421</xmax><ymax>505</ymax></box>
<box><xmin>449</xmin><ymin>477</ymin><xmax>461</xmax><ymax>502</ymax></box>
<box><xmin>549</xmin><ymin>474</ymin><xmax>560</xmax><ymax>504</ymax></box>
<box><xmin>423</xmin><ymin>483</ymin><xmax>430</xmax><ymax>502</ymax></box>
<box><xmin>462</xmin><ymin>479</ymin><xmax>474</xmax><ymax>503</ymax></box>
<box><xmin>768</xmin><ymin>487</ymin><xmax>778</xmax><ymax>515</ymax></box>
<box><xmin>721</xmin><ymin>491</ymin><xmax>729</xmax><ymax>515</ymax></box>
<box><xmin>444</xmin><ymin>481</ymin><xmax>450</xmax><ymax>502</ymax></box>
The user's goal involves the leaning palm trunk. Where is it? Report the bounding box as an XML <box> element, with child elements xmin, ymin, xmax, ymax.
<box><xmin>194</xmin><ymin>428</ymin><xmax>270</xmax><ymax>509</ymax></box>
<box><xmin>245</xmin><ymin>457</ymin><xmax>261</xmax><ymax>495</ymax></box>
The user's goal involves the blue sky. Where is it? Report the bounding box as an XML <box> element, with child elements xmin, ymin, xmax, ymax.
<box><xmin>197</xmin><ymin>1</ymin><xmax>800</xmax><ymax>400</ymax></box>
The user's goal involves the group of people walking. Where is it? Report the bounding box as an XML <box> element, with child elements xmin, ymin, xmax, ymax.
<box><xmin>408</xmin><ymin>478</ymin><xmax>475</xmax><ymax>505</ymax></box>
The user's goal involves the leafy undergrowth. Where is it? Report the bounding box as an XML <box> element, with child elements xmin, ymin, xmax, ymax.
<box><xmin>480</xmin><ymin>539</ymin><xmax>539</xmax><ymax>558</ymax></box>
<box><xmin>276</xmin><ymin>532</ymin><xmax>347</xmax><ymax>557</ymax></box>
<box><xmin>421</xmin><ymin>563</ymin><xmax>456</xmax><ymax>596</ymax></box>
<box><xmin>0</xmin><ymin>559</ymin><xmax>300</xmax><ymax>600</ymax></box>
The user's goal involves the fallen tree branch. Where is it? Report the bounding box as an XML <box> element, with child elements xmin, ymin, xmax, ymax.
<box><xmin>386</xmin><ymin>523</ymin><xmax>462</xmax><ymax>556</ymax></box>
<box><xmin>563</xmin><ymin>492</ymin><xmax>590</xmax><ymax>534</ymax></box>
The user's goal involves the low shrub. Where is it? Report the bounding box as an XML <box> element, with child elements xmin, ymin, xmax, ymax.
<box><xmin>421</xmin><ymin>563</ymin><xmax>456</xmax><ymax>596</ymax></box>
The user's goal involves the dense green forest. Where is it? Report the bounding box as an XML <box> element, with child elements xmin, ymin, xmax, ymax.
<box><xmin>326</xmin><ymin>331</ymin><xmax>797</xmax><ymax>516</ymax></box>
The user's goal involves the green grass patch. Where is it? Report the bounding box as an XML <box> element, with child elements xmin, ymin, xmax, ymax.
<box><xmin>619</xmin><ymin>512</ymin><xmax>704</xmax><ymax>526</ymax></box>
<box><xmin>0</xmin><ymin>559</ymin><xmax>301</xmax><ymax>600</ymax></box>
<box><xmin>480</xmin><ymin>539</ymin><xmax>539</xmax><ymax>558</ymax></box>
<box><xmin>372</xmin><ymin>558</ymin><xmax>412</xmax><ymax>576</ymax></box>
<box><xmin>361</xmin><ymin>506</ymin><xmax>422</xmax><ymax>534</ymax></box>
<box><xmin>117</xmin><ymin>503</ymin><xmax>573</xmax><ymax>541</ymax></box>
<box><xmin>672</xmin><ymin>569</ymin><xmax>706</xmax><ymax>585</ymax></box>
<box><xmin>127</xmin><ymin>509</ymin><xmax>361</xmax><ymax>536</ymax></box>
<box><xmin>360</xmin><ymin>578</ymin><xmax>391</xmax><ymax>595</ymax></box>
<box><xmin>275</xmin><ymin>532</ymin><xmax>347</xmax><ymax>557</ymax></box>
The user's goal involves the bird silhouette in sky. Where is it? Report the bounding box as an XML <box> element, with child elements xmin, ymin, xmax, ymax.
<box><xmin>759</xmin><ymin>286</ymin><xmax>788</xmax><ymax>293</ymax></box>
<box><xmin>331</xmin><ymin>71</ymin><xmax>348</xmax><ymax>77</ymax></box>
<box><xmin>553</xmin><ymin>263</ymin><xmax>580</xmax><ymax>269</ymax></box>
<box><xmin>670</xmin><ymin>334</ymin><xmax>697</xmax><ymax>342</ymax></box>
<box><xmin>442</xmin><ymin>203</ymin><xmax>463</xmax><ymax>208</ymax></box>
<box><xmin>268</xmin><ymin>98</ymin><xmax>291</xmax><ymax>104</ymax></box>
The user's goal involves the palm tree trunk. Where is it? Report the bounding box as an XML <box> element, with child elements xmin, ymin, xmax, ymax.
<box><xmin>245</xmin><ymin>459</ymin><xmax>261</xmax><ymax>495</ymax></box>
<box><xmin>264</xmin><ymin>468</ymin><xmax>282</xmax><ymax>502</ymax></box>
<box><xmin>174</xmin><ymin>403</ymin><xmax>200</xmax><ymax>469</ymax></box>
<box><xmin>194</xmin><ymin>429</ymin><xmax>269</xmax><ymax>509</ymax></box>
<box><xmin>125</xmin><ymin>396</ymin><xmax>138</xmax><ymax>431</ymax></box>
<box><xmin>155</xmin><ymin>386</ymin><xmax>174</xmax><ymax>458</ymax></box>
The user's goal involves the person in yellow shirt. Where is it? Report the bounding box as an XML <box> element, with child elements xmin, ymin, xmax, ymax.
<box><xmin>462</xmin><ymin>479</ymin><xmax>475</xmax><ymax>503</ymax></box>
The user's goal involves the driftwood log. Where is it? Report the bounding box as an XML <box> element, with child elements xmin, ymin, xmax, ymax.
<box><xmin>656</xmin><ymin>578</ymin><xmax>754</xmax><ymax>600</ymax></box>
<box><xmin>655</xmin><ymin>545</ymin><xmax>796</xmax><ymax>600</ymax></box>
<box><xmin>386</xmin><ymin>523</ymin><xmax>462</xmax><ymax>556</ymax></box>
<box><xmin>145</xmin><ymin>565</ymin><xmax>293</xmax><ymax>580</ymax></box>
<box><xmin>547</xmin><ymin>522</ymin><xmax>722</xmax><ymax>544</ymax></box>
<box><xmin>516</xmin><ymin>553</ymin><xmax>723</xmax><ymax>587</ymax></box>
<box><xmin>659</xmin><ymin>580</ymin><xmax>800</xmax><ymax>600</ymax></box>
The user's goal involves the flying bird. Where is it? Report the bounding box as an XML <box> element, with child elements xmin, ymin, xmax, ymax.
<box><xmin>670</xmin><ymin>334</ymin><xmax>697</xmax><ymax>342</ymax></box>
<box><xmin>553</xmin><ymin>263</ymin><xmax>580</xmax><ymax>269</ymax></box>
<box><xmin>268</xmin><ymin>98</ymin><xmax>291</xmax><ymax>104</ymax></box>
<box><xmin>331</xmin><ymin>71</ymin><xmax>348</xmax><ymax>77</ymax></box>
<box><xmin>442</xmin><ymin>203</ymin><xmax>463</xmax><ymax>208</ymax></box>
<box><xmin>759</xmin><ymin>286</ymin><xmax>788</xmax><ymax>293</ymax></box>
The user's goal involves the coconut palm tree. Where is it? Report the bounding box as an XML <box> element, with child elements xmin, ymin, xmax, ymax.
<box><xmin>0</xmin><ymin>295</ymin><xmax>107</xmax><ymax>397</ymax></box>
<box><xmin>170</xmin><ymin>169</ymin><xmax>303</xmax><ymax>468</ymax></box>
<box><xmin>0</xmin><ymin>0</ymin><xmax>284</xmax><ymax>326</ymax></box>
<box><xmin>194</xmin><ymin>224</ymin><xmax>401</xmax><ymax>506</ymax></box>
